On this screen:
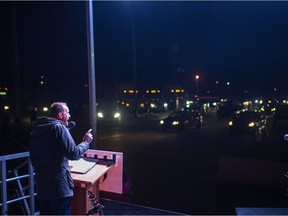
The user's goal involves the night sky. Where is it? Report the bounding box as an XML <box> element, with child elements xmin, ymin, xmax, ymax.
<box><xmin>1</xmin><ymin>1</ymin><xmax>288</xmax><ymax>104</ymax></box>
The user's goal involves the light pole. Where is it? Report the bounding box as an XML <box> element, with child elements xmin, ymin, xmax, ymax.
<box><xmin>132</xmin><ymin>8</ymin><xmax>138</xmax><ymax>117</ymax></box>
<box><xmin>86</xmin><ymin>0</ymin><xmax>97</xmax><ymax>149</ymax></box>
<box><xmin>195</xmin><ymin>75</ymin><xmax>199</xmax><ymax>96</ymax></box>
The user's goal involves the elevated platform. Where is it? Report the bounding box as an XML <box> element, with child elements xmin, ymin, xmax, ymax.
<box><xmin>99</xmin><ymin>199</ymin><xmax>183</xmax><ymax>215</ymax></box>
<box><xmin>236</xmin><ymin>207</ymin><xmax>288</xmax><ymax>215</ymax></box>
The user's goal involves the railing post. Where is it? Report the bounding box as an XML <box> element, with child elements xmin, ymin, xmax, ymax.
<box><xmin>1</xmin><ymin>160</ymin><xmax>8</xmax><ymax>215</ymax></box>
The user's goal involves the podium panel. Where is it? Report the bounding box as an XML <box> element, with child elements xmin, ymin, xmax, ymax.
<box><xmin>71</xmin><ymin>149</ymin><xmax>123</xmax><ymax>215</ymax></box>
<box><xmin>71</xmin><ymin>181</ymin><xmax>98</xmax><ymax>215</ymax></box>
<box><xmin>84</xmin><ymin>149</ymin><xmax>123</xmax><ymax>194</ymax></box>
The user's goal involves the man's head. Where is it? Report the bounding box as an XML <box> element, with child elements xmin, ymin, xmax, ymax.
<box><xmin>49</xmin><ymin>102</ymin><xmax>71</xmax><ymax>126</ymax></box>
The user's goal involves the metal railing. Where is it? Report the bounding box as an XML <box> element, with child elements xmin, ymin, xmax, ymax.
<box><xmin>0</xmin><ymin>152</ymin><xmax>35</xmax><ymax>215</ymax></box>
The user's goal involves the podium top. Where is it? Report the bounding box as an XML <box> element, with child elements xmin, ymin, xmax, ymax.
<box><xmin>71</xmin><ymin>163</ymin><xmax>112</xmax><ymax>188</ymax></box>
<box><xmin>69</xmin><ymin>157</ymin><xmax>99</xmax><ymax>174</ymax></box>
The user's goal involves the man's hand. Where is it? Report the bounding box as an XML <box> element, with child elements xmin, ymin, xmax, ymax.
<box><xmin>83</xmin><ymin>129</ymin><xmax>93</xmax><ymax>144</ymax></box>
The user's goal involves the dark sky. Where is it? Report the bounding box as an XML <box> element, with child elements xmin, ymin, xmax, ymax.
<box><xmin>1</xmin><ymin>1</ymin><xmax>288</xmax><ymax>102</ymax></box>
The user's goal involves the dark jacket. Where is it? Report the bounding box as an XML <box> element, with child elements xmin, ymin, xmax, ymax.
<box><xmin>30</xmin><ymin>117</ymin><xmax>89</xmax><ymax>200</ymax></box>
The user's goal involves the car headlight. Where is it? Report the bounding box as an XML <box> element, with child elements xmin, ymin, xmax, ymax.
<box><xmin>248</xmin><ymin>122</ymin><xmax>255</xmax><ymax>127</ymax></box>
<box><xmin>172</xmin><ymin>121</ymin><xmax>179</xmax><ymax>125</ymax></box>
<box><xmin>160</xmin><ymin>120</ymin><xmax>164</xmax><ymax>125</ymax></box>
<box><xmin>43</xmin><ymin>107</ymin><xmax>49</xmax><ymax>112</ymax></box>
<box><xmin>98</xmin><ymin>112</ymin><xmax>104</xmax><ymax>118</ymax></box>
<box><xmin>228</xmin><ymin>121</ymin><xmax>233</xmax><ymax>126</ymax></box>
<box><xmin>114</xmin><ymin>112</ymin><xmax>120</xmax><ymax>118</ymax></box>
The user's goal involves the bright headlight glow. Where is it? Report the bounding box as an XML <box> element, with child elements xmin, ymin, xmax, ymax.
<box><xmin>114</xmin><ymin>112</ymin><xmax>120</xmax><ymax>118</ymax></box>
<box><xmin>160</xmin><ymin>120</ymin><xmax>164</xmax><ymax>124</ymax></box>
<box><xmin>98</xmin><ymin>112</ymin><xmax>103</xmax><ymax>118</ymax></box>
<box><xmin>172</xmin><ymin>121</ymin><xmax>179</xmax><ymax>125</ymax></box>
<box><xmin>248</xmin><ymin>122</ymin><xmax>255</xmax><ymax>127</ymax></box>
<box><xmin>228</xmin><ymin>121</ymin><xmax>233</xmax><ymax>126</ymax></box>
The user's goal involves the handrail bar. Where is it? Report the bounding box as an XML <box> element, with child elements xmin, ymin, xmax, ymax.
<box><xmin>7</xmin><ymin>194</ymin><xmax>34</xmax><ymax>205</ymax></box>
<box><xmin>0</xmin><ymin>174</ymin><xmax>31</xmax><ymax>184</ymax></box>
<box><xmin>0</xmin><ymin>152</ymin><xmax>30</xmax><ymax>161</ymax></box>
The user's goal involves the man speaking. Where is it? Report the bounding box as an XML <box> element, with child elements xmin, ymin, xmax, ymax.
<box><xmin>30</xmin><ymin>102</ymin><xmax>93</xmax><ymax>215</ymax></box>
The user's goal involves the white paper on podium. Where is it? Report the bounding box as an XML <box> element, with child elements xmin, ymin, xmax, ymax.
<box><xmin>69</xmin><ymin>157</ymin><xmax>98</xmax><ymax>174</ymax></box>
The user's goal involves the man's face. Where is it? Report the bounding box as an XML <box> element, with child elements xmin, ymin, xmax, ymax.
<box><xmin>61</xmin><ymin>105</ymin><xmax>71</xmax><ymax>126</ymax></box>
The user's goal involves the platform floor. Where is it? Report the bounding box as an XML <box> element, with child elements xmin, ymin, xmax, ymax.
<box><xmin>235</xmin><ymin>207</ymin><xmax>288</xmax><ymax>215</ymax></box>
<box><xmin>97</xmin><ymin>199</ymin><xmax>288</xmax><ymax>215</ymax></box>
<box><xmin>99</xmin><ymin>198</ymin><xmax>184</xmax><ymax>215</ymax></box>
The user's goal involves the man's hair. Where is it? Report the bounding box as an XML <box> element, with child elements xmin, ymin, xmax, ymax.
<box><xmin>49</xmin><ymin>102</ymin><xmax>67</xmax><ymax>117</ymax></box>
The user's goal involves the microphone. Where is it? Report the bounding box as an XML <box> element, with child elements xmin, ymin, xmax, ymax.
<box><xmin>67</xmin><ymin>121</ymin><xmax>76</xmax><ymax>130</ymax></box>
<box><xmin>284</xmin><ymin>134</ymin><xmax>288</xmax><ymax>142</ymax></box>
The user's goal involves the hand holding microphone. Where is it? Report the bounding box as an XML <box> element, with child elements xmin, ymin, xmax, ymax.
<box><xmin>83</xmin><ymin>129</ymin><xmax>93</xmax><ymax>144</ymax></box>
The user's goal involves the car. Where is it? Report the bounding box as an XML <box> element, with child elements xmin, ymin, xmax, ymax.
<box><xmin>184</xmin><ymin>103</ymin><xmax>205</xmax><ymax>116</ymax></box>
<box><xmin>97</xmin><ymin>102</ymin><xmax>122</xmax><ymax>125</ymax></box>
<box><xmin>228</xmin><ymin>110</ymin><xmax>267</xmax><ymax>140</ymax></box>
<box><xmin>159</xmin><ymin>110</ymin><xmax>203</xmax><ymax>132</ymax></box>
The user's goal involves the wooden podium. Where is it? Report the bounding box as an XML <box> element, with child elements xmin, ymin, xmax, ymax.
<box><xmin>71</xmin><ymin>149</ymin><xmax>123</xmax><ymax>215</ymax></box>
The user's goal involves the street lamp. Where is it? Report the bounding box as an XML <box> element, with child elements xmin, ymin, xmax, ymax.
<box><xmin>195</xmin><ymin>75</ymin><xmax>199</xmax><ymax>96</ymax></box>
